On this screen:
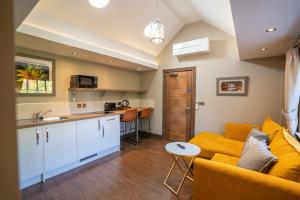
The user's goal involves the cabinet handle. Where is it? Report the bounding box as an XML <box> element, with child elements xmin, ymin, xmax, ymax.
<box><xmin>46</xmin><ymin>128</ymin><xmax>49</xmax><ymax>143</ymax></box>
<box><xmin>36</xmin><ymin>129</ymin><xmax>39</xmax><ymax>145</ymax></box>
<box><xmin>98</xmin><ymin>120</ymin><xmax>100</xmax><ymax>130</ymax></box>
<box><xmin>102</xmin><ymin>127</ymin><xmax>104</xmax><ymax>137</ymax></box>
<box><xmin>106</xmin><ymin>118</ymin><xmax>115</xmax><ymax>121</ymax></box>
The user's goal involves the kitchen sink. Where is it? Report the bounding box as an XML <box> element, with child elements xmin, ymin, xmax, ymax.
<box><xmin>42</xmin><ymin>116</ymin><xmax>69</xmax><ymax>121</ymax></box>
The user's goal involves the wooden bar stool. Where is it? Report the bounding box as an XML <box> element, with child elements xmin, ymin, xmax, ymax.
<box><xmin>138</xmin><ymin>107</ymin><xmax>152</xmax><ymax>138</ymax></box>
<box><xmin>120</xmin><ymin>109</ymin><xmax>137</xmax><ymax>149</ymax></box>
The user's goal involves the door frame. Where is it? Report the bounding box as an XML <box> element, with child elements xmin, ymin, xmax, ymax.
<box><xmin>163</xmin><ymin>66</ymin><xmax>196</xmax><ymax>141</ymax></box>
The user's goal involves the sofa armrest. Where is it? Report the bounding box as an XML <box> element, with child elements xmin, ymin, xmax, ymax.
<box><xmin>192</xmin><ymin>158</ymin><xmax>300</xmax><ymax>200</ymax></box>
<box><xmin>224</xmin><ymin>122</ymin><xmax>260</xmax><ymax>142</ymax></box>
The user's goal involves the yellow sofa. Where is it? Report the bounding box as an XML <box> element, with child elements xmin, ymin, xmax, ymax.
<box><xmin>189</xmin><ymin>118</ymin><xmax>300</xmax><ymax>200</ymax></box>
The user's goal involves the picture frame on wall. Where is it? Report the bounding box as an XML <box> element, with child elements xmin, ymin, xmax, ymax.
<box><xmin>216</xmin><ymin>76</ymin><xmax>249</xmax><ymax>96</ymax></box>
<box><xmin>15</xmin><ymin>53</ymin><xmax>55</xmax><ymax>96</ymax></box>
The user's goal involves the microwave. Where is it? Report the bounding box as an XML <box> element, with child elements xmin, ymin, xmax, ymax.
<box><xmin>70</xmin><ymin>75</ymin><xmax>98</xmax><ymax>88</ymax></box>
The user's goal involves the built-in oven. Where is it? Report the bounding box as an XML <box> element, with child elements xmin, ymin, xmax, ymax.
<box><xmin>70</xmin><ymin>75</ymin><xmax>98</xmax><ymax>88</ymax></box>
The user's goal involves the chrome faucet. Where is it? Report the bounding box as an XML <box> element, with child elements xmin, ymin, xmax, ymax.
<box><xmin>36</xmin><ymin>109</ymin><xmax>52</xmax><ymax>120</ymax></box>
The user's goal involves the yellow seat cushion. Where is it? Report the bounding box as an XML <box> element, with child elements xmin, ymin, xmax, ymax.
<box><xmin>189</xmin><ymin>132</ymin><xmax>244</xmax><ymax>159</ymax></box>
<box><xmin>262</xmin><ymin>118</ymin><xmax>283</xmax><ymax>140</ymax></box>
<box><xmin>268</xmin><ymin>130</ymin><xmax>300</xmax><ymax>182</ymax></box>
<box><xmin>211</xmin><ymin>153</ymin><xmax>239</xmax><ymax>166</ymax></box>
<box><xmin>224</xmin><ymin>122</ymin><xmax>260</xmax><ymax>142</ymax></box>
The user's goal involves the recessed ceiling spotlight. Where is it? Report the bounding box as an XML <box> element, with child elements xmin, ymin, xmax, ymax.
<box><xmin>137</xmin><ymin>68</ymin><xmax>142</xmax><ymax>71</ymax></box>
<box><xmin>108</xmin><ymin>60</ymin><xmax>113</xmax><ymax>64</ymax></box>
<box><xmin>261</xmin><ymin>48</ymin><xmax>268</xmax><ymax>51</ymax></box>
<box><xmin>87</xmin><ymin>0</ymin><xmax>110</xmax><ymax>8</ymax></box>
<box><xmin>265</xmin><ymin>27</ymin><xmax>277</xmax><ymax>32</ymax></box>
<box><xmin>72</xmin><ymin>52</ymin><xmax>78</xmax><ymax>56</ymax></box>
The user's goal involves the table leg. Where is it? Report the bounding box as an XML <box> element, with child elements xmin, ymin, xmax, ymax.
<box><xmin>163</xmin><ymin>155</ymin><xmax>195</xmax><ymax>196</ymax></box>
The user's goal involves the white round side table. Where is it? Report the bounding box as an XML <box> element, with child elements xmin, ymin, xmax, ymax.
<box><xmin>163</xmin><ymin>142</ymin><xmax>201</xmax><ymax>196</ymax></box>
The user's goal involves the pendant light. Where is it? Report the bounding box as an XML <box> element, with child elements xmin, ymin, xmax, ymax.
<box><xmin>87</xmin><ymin>0</ymin><xmax>110</xmax><ymax>8</ymax></box>
<box><xmin>144</xmin><ymin>0</ymin><xmax>165</xmax><ymax>43</ymax></box>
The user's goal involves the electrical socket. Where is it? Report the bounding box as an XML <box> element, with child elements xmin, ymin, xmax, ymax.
<box><xmin>77</xmin><ymin>103</ymin><xmax>81</xmax><ymax>108</ymax></box>
<box><xmin>82</xmin><ymin>103</ymin><xmax>87</xmax><ymax>108</ymax></box>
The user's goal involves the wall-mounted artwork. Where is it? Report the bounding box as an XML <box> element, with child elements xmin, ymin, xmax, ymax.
<box><xmin>216</xmin><ymin>76</ymin><xmax>249</xmax><ymax>96</ymax></box>
<box><xmin>15</xmin><ymin>54</ymin><xmax>55</xmax><ymax>96</ymax></box>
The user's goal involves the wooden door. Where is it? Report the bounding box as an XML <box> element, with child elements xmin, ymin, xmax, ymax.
<box><xmin>163</xmin><ymin>67</ymin><xmax>195</xmax><ymax>141</ymax></box>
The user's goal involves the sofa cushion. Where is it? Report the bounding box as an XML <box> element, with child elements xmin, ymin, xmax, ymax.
<box><xmin>268</xmin><ymin>129</ymin><xmax>300</xmax><ymax>182</ymax></box>
<box><xmin>189</xmin><ymin>132</ymin><xmax>244</xmax><ymax>159</ymax></box>
<box><xmin>261</xmin><ymin>118</ymin><xmax>283</xmax><ymax>140</ymax></box>
<box><xmin>238</xmin><ymin>137</ymin><xmax>277</xmax><ymax>172</ymax></box>
<box><xmin>241</xmin><ymin>128</ymin><xmax>270</xmax><ymax>156</ymax></box>
<box><xmin>211</xmin><ymin>153</ymin><xmax>239</xmax><ymax>166</ymax></box>
<box><xmin>224</xmin><ymin>122</ymin><xmax>260</xmax><ymax>142</ymax></box>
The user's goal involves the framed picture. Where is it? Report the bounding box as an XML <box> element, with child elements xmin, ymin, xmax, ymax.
<box><xmin>15</xmin><ymin>54</ymin><xmax>55</xmax><ymax>96</ymax></box>
<box><xmin>216</xmin><ymin>76</ymin><xmax>249</xmax><ymax>96</ymax></box>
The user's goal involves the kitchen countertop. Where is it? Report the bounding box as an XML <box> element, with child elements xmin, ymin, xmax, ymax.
<box><xmin>17</xmin><ymin>111</ymin><xmax>120</xmax><ymax>129</ymax></box>
<box><xmin>17</xmin><ymin>107</ymin><xmax>153</xmax><ymax>129</ymax></box>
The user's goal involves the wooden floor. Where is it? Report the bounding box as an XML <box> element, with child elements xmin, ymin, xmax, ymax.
<box><xmin>22</xmin><ymin>136</ymin><xmax>192</xmax><ymax>200</ymax></box>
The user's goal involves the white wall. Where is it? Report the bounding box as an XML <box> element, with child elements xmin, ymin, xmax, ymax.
<box><xmin>141</xmin><ymin>21</ymin><xmax>285</xmax><ymax>135</ymax></box>
<box><xmin>15</xmin><ymin>48</ymin><xmax>149</xmax><ymax>119</ymax></box>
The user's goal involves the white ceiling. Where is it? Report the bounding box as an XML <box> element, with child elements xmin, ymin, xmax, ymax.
<box><xmin>190</xmin><ymin>0</ymin><xmax>236</xmax><ymax>37</ymax></box>
<box><xmin>16</xmin><ymin>32</ymin><xmax>153</xmax><ymax>71</ymax></box>
<box><xmin>14</xmin><ymin>0</ymin><xmax>39</xmax><ymax>28</ymax></box>
<box><xmin>21</xmin><ymin>0</ymin><xmax>183</xmax><ymax>57</ymax></box>
<box><xmin>231</xmin><ymin>0</ymin><xmax>300</xmax><ymax>60</ymax></box>
<box><xmin>17</xmin><ymin>0</ymin><xmax>299</xmax><ymax>67</ymax></box>
<box><xmin>16</xmin><ymin>0</ymin><xmax>237</xmax><ymax>70</ymax></box>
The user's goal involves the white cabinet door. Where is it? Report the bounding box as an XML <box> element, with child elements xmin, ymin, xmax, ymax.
<box><xmin>17</xmin><ymin>127</ymin><xmax>43</xmax><ymax>182</ymax></box>
<box><xmin>43</xmin><ymin>122</ymin><xmax>77</xmax><ymax>172</ymax></box>
<box><xmin>77</xmin><ymin>118</ymin><xmax>101</xmax><ymax>160</ymax></box>
<box><xmin>101</xmin><ymin>115</ymin><xmax>120</xmax><ymax>151</ymax></box>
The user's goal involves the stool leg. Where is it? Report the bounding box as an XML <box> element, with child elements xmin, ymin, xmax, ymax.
<box><xmin>148</xmin><ymin>118</ymin><xmax>151</xmax><ymax>138</ymax></box>
<box><xmin>126</xmin><ymin>120</ymin><xmax>137</xmax><ymax>145</ymax></box>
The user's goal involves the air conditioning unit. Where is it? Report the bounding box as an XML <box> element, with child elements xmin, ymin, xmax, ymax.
<box><xmin>173</xmin><ymin>38</ymin><xmax>210</xmax><ymax>57</ymax></box>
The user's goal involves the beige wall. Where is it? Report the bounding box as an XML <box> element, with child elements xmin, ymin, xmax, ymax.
<box><xmin>142</xmin><ymin>21</ymin><xmax>285</xmax><ymax>135</ymax></box>
<box><xmin>16</xmin><ymin>48</ymin><xmax>142</xmax><ymax>104</ymax></box>
<box><xmin>0</xmin><ymin>0</ymin><xmax>20</xmax><ymax>199</ymax></box>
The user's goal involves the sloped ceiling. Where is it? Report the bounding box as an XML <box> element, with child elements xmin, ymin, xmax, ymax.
<box><xmin>19</xmin><ymin>0</ymin><xmax>184</xmax><ymax>57</ymax></box>
<box><xmin>189</xmin><ymin>0</ymin><xmax>235</xmax><ymax>37</ymax></box>
<box><xmin>17</xmin><ymin>0</ymin><xmax>259</xmax><ymax>70</ymax></box>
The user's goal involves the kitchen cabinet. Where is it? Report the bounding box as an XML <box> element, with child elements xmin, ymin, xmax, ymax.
<box><xmin>43</xmin><ymin>121</ymin><xmax>77</xmax><ymax>172</ymax></box>
<box><xmin>17</xmin><ymin>127</ymin><xmax>43</xmax><ymax>182</ymax></box>
<box><xmin>101</xmin><ymin>115</ymin><xmax>120</xmax><ymax>151</ymax></box>
<box><xmin>17</xmin><ymin>114</ymin><xmax>120</xmax><ymax>188</ymax></box>
<box><xmin>77</xmin><ymin>118</ymin><xmax>102</xmax><ymax>160</ymax></box>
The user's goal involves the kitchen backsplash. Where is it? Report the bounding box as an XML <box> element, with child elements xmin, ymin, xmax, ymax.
<box><xmin>16</xmin><ymin>99</ymin><xmax>155</xmax><ymax>120</ymax></box>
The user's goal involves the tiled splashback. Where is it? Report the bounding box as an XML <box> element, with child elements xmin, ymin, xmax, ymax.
<box><xmin>16</xmin><ymin>99</ymin><xmax>155</xmax><ymax>120</ymax></box>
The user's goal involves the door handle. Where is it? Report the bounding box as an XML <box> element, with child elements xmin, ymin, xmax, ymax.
<box><xmin>36</xmin><ymin>129</ymin><xmax>39</xmax><ymax>145</ymax></box>
<box><xmin>102</xmin><ymin>127</ymin><xmax>105</xmax><ymax>137</ymax></box>
<box><xmin>106</xmin><ymin>118</ymin><xmax>115</xmax><ymax>121</ymax></box>
<box><xmin>98</xmin><ymin>120</ymin><xmax>100</xmax><ymax>130</ymax></box>
<box><xmin>46</xmin><ymin>128</ymin><xmax>49</xmax><ymax>143</ymax></box>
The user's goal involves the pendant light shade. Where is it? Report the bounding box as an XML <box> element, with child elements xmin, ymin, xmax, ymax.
<box><xmin>87</xmin><ymin>0</ymin><xmax>110</xmax><ymax>8</ymax></box>
<box><xmin>144</xmin><ymin>0</ymin><xmax>165</xmax><ymax>43</ymax></box>
<box><xmin>149</xmin><ymin>20</ymin><xmax>165</xmax><ymax>44</ymax></box>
